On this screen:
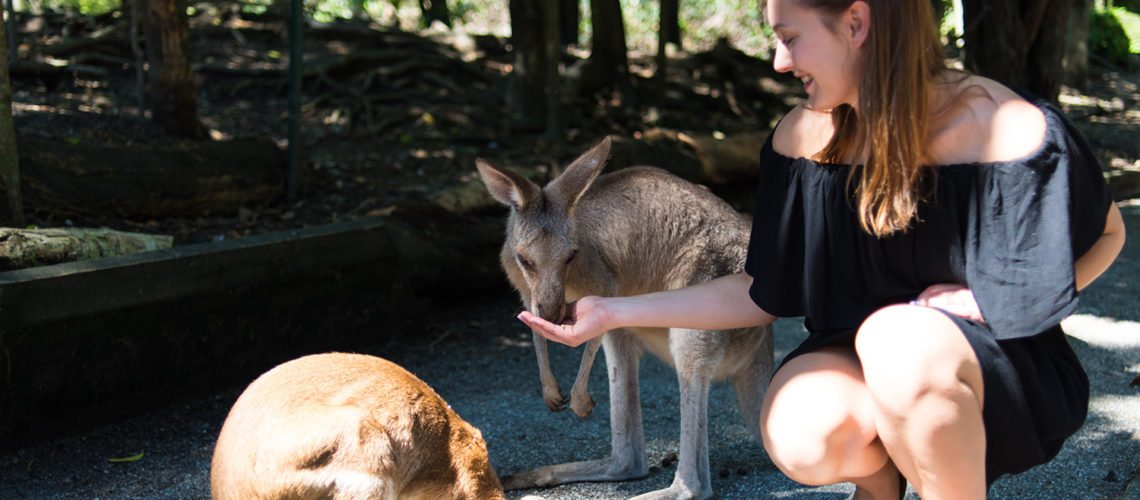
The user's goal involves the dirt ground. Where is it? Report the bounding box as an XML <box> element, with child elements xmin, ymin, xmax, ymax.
<box><xmin>8</xmin><ymin>7</ymin><xmax>1140</xmax><ymax>246</ymax></box>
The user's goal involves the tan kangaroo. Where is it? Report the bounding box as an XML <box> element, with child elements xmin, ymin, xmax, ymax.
<box><xmin>210</xmin><ymin>352</ymin><xmax>507</xmax><ymax>500</ymax></box>
<box><xmin>476</xmin><ymin>137</ymin><xmax>774</xmax><ymax>499</ymax></box>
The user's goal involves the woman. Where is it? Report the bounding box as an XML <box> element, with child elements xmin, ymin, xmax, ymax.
<box><xmin>519</xmin><ymin>0</ymin><xmax>1126</xmax><ymax>498</ymax></box>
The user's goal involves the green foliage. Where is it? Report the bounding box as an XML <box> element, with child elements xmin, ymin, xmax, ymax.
<box><xmin>241</xmin><ymin>0</ymin><xmax>275</xmax><ymax>16</ymax></box>
<box><xmin>24</xmin><ymin>0</ymin><xmax>778</xmax><ymax>56</ymax></box>
<box><xmin>1090</xmin><ymin>7</ymin><xmax>1136</xmax><ymax>67</ymax></box>
<box><xmin>571</xmin><ymin>0</ymin><xmax>769</xmax><ymax>56</ymax></box>
<box><xmin>1111</xmin><ymin>6</ymin><xmax>1140</xmax><ymax>53</ymax></box>
<box><xmin>46</xmin><ymin>0</ymin><xmax>119</xmax><ymax>16</ymax></box>
<box><xmin>1114</xmin><ymin>0</ymin><xmax>1140</xmax><ymax>15</ymax></box>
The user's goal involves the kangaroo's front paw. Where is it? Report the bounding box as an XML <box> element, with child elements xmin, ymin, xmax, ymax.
<box><xmin>569</xmin><ymin>392</ymin><xmax>595</xmax><ymax>418</ymax></box>
<box><xmin>542</xmin><ymin>385</ymin><xmax>566</xmax><ymax>412</ymax></box>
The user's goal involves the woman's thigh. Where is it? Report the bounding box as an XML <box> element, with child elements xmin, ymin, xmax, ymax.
<box><xmin>854</xmin><ymin>305</ymin><xmax>984</xmax><ymax>412</ymax></box>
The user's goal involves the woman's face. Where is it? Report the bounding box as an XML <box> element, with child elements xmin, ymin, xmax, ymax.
<box><xmin>766</xmin><ymin>0</ymin><xmax>863</xmax><ymax>111</ymax></box>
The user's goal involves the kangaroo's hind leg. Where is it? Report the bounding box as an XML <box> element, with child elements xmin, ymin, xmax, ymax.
<box><xmin>632</xmin><ymin>327</ymin><xmax>722</xmax><ymax>500</ymax></box>
<box><xmin>732</xmin><ymin>324</ymin><xmax>775</xmax><ymax>441</ymax></box>
<box><xmin>501</xmin><ymin>330</ymin><xmax>649</xmax><ymax>490</ymax></box>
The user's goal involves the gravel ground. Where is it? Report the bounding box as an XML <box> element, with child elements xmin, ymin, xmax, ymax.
<box><xmin>2</xmin><ymin>205</ymin><xmax>1139</xmax><ymax>499</ymax></box>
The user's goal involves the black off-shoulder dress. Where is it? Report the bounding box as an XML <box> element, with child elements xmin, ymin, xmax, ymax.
<box><xmin>743</xmin><ymin>97</ymin><xmax>1115</xmax><ymax>484</ymax></box>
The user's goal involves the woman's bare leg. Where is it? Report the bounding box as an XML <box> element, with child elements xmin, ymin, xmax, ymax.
<box><xmin>759</xmin><ymin>347</ymin><xmax>899</xmax><ymax>497</ymax></box>
<box><xmin>855</xmin><ymin>305</ymin><xmax>986</xmax><ymax>500</ymax></box>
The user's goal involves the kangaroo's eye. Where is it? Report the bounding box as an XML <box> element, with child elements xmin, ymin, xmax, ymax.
<box><xmin>565</xmin><ymin>249</ymin><xmax>578</xmax><ymax>265</ymax></box>
<box><xmin>517</xmin><ymin>255</ymin><xmax>535</xmax><ymax>270</ymax></box>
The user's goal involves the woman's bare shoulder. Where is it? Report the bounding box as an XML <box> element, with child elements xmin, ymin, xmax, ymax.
<box><xmin>927</xmin><ymin>76</ymin><xmax>1048</xmax><ymax>165</ymax></box>
<box><xmin>772</xmin><ymin>104</ymin><xmax>836</xmax><ymax>160</ymax></box>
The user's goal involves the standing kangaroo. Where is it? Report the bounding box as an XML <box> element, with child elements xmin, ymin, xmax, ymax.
<box><xmin>476</xmin><ymin>137</ymin><xmax>774</xmax><ymax>499</ymax></box>
<box><xmin>210</xmin><ymin>352</ymin><xmax>507</xmax><ymax>500</ymax></box>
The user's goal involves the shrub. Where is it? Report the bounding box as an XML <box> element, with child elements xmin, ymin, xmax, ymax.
<box><xmin>1090</xmin><ymin>7</ymin><xmax>1134</xmax><ymax>67</ymax></box>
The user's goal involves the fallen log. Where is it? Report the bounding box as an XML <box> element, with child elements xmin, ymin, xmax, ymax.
<box><xmin>18</xmin><ymin>136</ymin><xmax>286</xmax><ymax>218</ymax></box>
<box><xmin>0</xmin><ymin>227</ymin><xmax>173</xmax><ymax>271</ymax></box>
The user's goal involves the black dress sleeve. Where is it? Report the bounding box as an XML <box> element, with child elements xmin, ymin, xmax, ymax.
<box><xmin>966</xmin><ymin>102</ymin><xmax>1115</xmax><ymax>339</ymax></box>
<box><xmin>744</xmin><ymin>135</ymin><xmax>806</xmax><ymax>317</ymax></box>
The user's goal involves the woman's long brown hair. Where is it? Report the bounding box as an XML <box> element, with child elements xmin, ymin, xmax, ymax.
<box><xmin>800</xmin><ymin>0</ymin><xmax>948</xmax><ymax>236</ymax></box>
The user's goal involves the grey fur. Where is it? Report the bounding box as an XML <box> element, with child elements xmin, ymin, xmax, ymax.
<box><xmin>477</xmin><ymin>137</ymin><xmax>774</xmax><ymax>500</ymax></box>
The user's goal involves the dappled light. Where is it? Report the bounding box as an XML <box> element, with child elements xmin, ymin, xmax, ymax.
<box><xmin>0</xmin><ymin>1</ymin><xmax>1138</xmax><ymax>499</ymax></box>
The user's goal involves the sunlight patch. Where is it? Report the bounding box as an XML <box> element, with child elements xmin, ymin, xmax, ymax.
<box><xmin>1062</xmin><ymin>314</ymin><xmax>1140</xmax><ymax>348</ymax></box>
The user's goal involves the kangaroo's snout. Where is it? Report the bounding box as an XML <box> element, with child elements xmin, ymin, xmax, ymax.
<box><xmin>533</xmin><ymin>301</ymin><xmax>565</xmax><ymax>323</ymax></box>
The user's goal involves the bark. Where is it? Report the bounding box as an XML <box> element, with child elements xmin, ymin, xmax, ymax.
<box><xmin>419</xmin><ymin>0</ymin><xmax>450</xmax><ymax>28</ymax></box>
<box><xmin>18</xmin><ymin>137</ymin><xmax>285</xmax><ymax>218</ymax></box>
<box><xmin>560</xmin><ymin>0</ymin><xmax>578</xmax><ymax>47</ymax></box>
<box><xmin>0</xmin><ymin>228</ymin><xmax>173</xmax><ymax>271</ymax></box>
<box><xmin>542</xmin><ymin>0</ymin><xmax>563</xmax><ymax>141</ymax></box>
<box><xmin>143</xmin><ymin>0</ymin><xmax>207</xmax><ymax>138</ymax></box>
<box><xmin>656</xmin><ymin>0</ymin><xmax>681</xmax><ymax>104</ymax></box>
<box><xmin>588</xmin><ymin>0</ymin><xmax>629</xmax><ymax>85</ymax></box>
<box><xmin>1064</xmin><ymin>0</ymin><xmax>1090</xmax><ymax>88</ymax></box>
<box><xmin>661</xmin><ymin>0</ymin><xmax>680</xmax><ymax>48</ymax></box>
<box><xmin>1027</xmin><ymin>0</ymin><xmax>1072</xmax><ymax>103</ymax></box>
<box><xmin>0</xmin><ymin>11</ymin><xmax>21</xmax><ymax>226</ymax></box>
<box><xmin>507</xmin><ymin>0</ymin><xmax>547</xmax><ymax>131</ymax></box>
<box><xmin>962</xmin><ymin>0</ymin><xmax>1072</xmax><ymax>103</ymax></box>
<box><xmin>564</xmin><ymin>0</ymin><xmax>630</xmax><ymax>97</ymax></box>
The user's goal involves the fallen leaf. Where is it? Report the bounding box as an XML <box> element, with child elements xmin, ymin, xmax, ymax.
<box><xmin>109</xmin><ymin>452</ymin><xmax>144</xmax><ymax>463</ymax></box>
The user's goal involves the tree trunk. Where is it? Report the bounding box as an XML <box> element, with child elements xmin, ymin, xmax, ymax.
<box><xmin>962</xmin><ymin>0</ymin><xmax>1072</xmax><ymax>103</ymax></box>
<box><xmin>962</xmin><ymin>0</ymin><xmax>1025</xmax><ymax>87</ymax></box>
<box><xmin>143</xmin><ymin>0</ymin><xmax>206</xmax><ymax>138</ymax></box>
<box><xmin>507</xmin><ymin>0</ymin><xmax>547</xmax><ymax>132</ymax></box>
<box><xmin>5</xmin><ymin>0</ymin><xmax>15</xmax><ymax>64</ymax></box>
<box><xmin>656</xmin><ymin>0</ymin><xmax>680</xmax><ymax>104</ymax></box>
<box><xmin>1027</xmin><ymin>0</ymin><xmax>1072</xmax><ymax>102</ymax></box>
<box><xmin>588</xmin><ymin>0</ymin><xmax>629</xmax><ymax>85</ymax></box>
<box><xmin>0</xmin><ymin>228</ymin><xmax>173</xmax><ymax>271</ymax></box>
<box><xmin>1065</xmin><ymin>0</ymin><xmax>1090</xmax><ymax>88</ymax></box>
<box><xmin>542</xmin><ymin>0</ymin><xmax>563</xmax><ymax>141</ymax></box>
<box><xmin>661</xmin><ymin>0</ymin><xmax>680</xmax><ymax>48</ymax></box>
<box><xmin>0</xmin><ymin>11</ymin><xmax>22</xmax><ymax>226</ymax></box>
<box><xmin>560</xmin><ymin>0</ymin><xmax>578</xmax><ymax>47</ymax></box>
<box><xmin>419</xmin><ymin>0</ymin><xmax>450</xmax><ymax>28</ymax></box>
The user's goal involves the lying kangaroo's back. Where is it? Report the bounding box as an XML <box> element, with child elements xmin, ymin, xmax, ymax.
<box><xmin>576</xmin><ymin>166</ymin><xmax>750</xmax><ymax>293</ymax></box>
<box><xmin>211</xmin><ymin>352</ymin><xmax>503</xmax><ymax>500</ymax></box>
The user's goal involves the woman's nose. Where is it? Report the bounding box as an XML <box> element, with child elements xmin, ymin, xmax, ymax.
<box><xmin>773</xmin><ymin>43</ymin><xmax>792</xmax><ymax>73</ymax></box>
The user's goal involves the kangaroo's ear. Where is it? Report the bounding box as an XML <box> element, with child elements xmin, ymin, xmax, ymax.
<box><xmin>548</xmin><ymin>136</ymin><xmax>611</xmax><ymax>209</ymax></box>
<box><xmin>475</xmin><ymin>158</ymin><xmax>540</xmax><ymax>211</ymax></box>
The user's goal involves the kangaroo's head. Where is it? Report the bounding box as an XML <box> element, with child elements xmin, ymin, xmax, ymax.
<box><xmin>475</xmin><ymin>137</ymin><xmax>611</xmax><ymax>322</ymax></box>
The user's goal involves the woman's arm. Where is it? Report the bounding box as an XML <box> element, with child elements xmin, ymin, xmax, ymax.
<box><xmin>1076</xmin><ymin>202</ymin><xmax>1126</xmax><ymax>291</ymax></box>
<box><xmin>518</xmin><ymin>272</ymin><xmax>777</xmax><ymax>347</ymax></box>
<box><xmin>916</xmin><ymin>203</ymin><xmax>1127</xmax><ymax>320</ymax></box>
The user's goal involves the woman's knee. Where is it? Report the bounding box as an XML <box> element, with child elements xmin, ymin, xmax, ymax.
<box><xmin>760</xmin><ymin>350</ymin><xmax>877</xmax><ymax>484</ymax></box>
<box><xmin>854</xmin><ymin>305</ymin><xmax>983</xmax><ymax>415</ymax></box>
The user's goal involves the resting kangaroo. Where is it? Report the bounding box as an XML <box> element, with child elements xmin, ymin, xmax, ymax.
<box><xmin>476</xmin><ymin>137</ymin><xmax>774</xmax><ymax>499</ymax></box>
<box><xmin>210</xmin><ymin>352</ymin><xmax>506</xmax><ymax>500</ymax></box>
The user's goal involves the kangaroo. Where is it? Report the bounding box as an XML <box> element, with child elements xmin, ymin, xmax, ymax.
<box><xmin>210</xmin><ymin>352</ymin><xmax>507</xmax><ymax>500</ymax></box>
<box><xmin>476</xmin><ymin>137</ymin><xmax>774</xmax><ymax>499</ymax></box>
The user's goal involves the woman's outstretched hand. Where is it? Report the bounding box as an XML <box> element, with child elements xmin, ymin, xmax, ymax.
<box><xmin>518</xmin><ymin>295</ymin><xmax>615</xmax><ymax>348</ymax></box>
<box><xmin>913</xmin><ymin>283</ymin><xmax>985</xmax><ymax>323</ymax></box>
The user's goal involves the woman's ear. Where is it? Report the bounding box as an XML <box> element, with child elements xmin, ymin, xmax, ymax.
<box><xmin>847</xmin><ymin>1</ymin><xmax>871</xmax><ymax>48</ymax></box>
